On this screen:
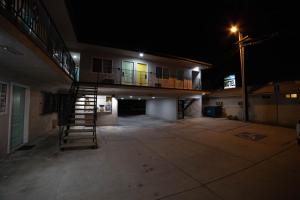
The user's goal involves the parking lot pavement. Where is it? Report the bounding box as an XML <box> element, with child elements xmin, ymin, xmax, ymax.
<box><xmin>0</xmin><ymin>116</ymin><xmax>299</xmax><ymax>200</ymax></box>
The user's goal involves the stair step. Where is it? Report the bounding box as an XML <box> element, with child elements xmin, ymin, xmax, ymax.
<box><xmin>76</xmin><ymin>90</ymin><xmax>96</xmax><ymax>93</ymax></box>
<box><xmin>67</xmin><ymin>129</ymin><xmax>94</xmax><ymax>133</ymax></box>
<box><xmin>76</xmin><ymin>97</ymin><xmax>96</xmax><ymax>99</ymax></box>
<box><xmin>74</xmin><ymin>108</ymin><xmax>95</xmax><ymax>110</ymax></box>
<box><xmin>77</xmin><ymin>87</ymin><xmax>97</xmax><ymax>90</ymax></box>
<box><xmin>69</xmin><ymin>118</ymin><xmax>95</xmax><ymax>121</ymax></box>
<box><xmin>77</xmin><ymin>86</ymin><xmax>97</xmax><ymax>89</ymax></box>
<box><xmin>75</xmin><ymin>103</ymin><xmax>95</xmax><ymax>106</ymax></box>
<box><xmin>64</xmin><ymin>135</ymin><xmax>95</xmax><ymax>140</ymax></box>
<box><xmin>70</xmin><ymin>113</ymin><xmax>95</xmax><ymax>115</ymax></box>
<box><xmin>76</xmin><ymin>101</ymin><xmax>96</xmax><ymax>103</ymax></box>
<box><xmin>60</xmin><ymin>142</ymin><xmax>97</xmax><ymax>149</ymax></box>
<box><xmin>67</xmin><ymin>123</ymin><xmax>95</xmax><ymax>126</ymax></box>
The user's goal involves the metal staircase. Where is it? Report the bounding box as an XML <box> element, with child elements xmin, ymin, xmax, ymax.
<box><xmin>59</xmin><ymin>82</ymin><xmax>98</xmax><ymax>150</ymax></box>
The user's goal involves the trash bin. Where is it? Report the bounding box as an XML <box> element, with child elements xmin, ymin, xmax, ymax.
<box><xmin>203</xmin><ymin>106</ymin><xmax>222</xmax><ymax>117</ymax></box>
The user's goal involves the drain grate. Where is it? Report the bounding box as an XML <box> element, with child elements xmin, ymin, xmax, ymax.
<box><xmin>17</xmin><ymin>145</ymin><xmax>35</xmax><ymax>151</ymax></box>
<box><xmin>235</xmin><ymin>132</ymin><xmax>266</xmax><ymax>141</ymax></box>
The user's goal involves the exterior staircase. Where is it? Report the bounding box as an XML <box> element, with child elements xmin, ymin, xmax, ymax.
<box><xmin>59</xmin><ymin>82</ymin><xmax>98</xmax><ymax>150</ymax></box>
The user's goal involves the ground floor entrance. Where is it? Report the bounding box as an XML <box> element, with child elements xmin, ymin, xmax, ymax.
<box><xmin>9</xmin><ymin>84</ymin><xmax>29</xmax><ymax>151</ymax></box>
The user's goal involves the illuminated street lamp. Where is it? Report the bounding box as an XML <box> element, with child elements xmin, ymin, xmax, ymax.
<box><xmin>230</xmin><ymin>25</ymin><xmax>249</xmax><ymax>121</ymax></box>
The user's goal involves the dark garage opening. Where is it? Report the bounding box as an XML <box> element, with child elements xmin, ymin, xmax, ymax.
<box><xmin>118</xmin><ymin>100</ymin><xmax>146</xmax><ymax>116</ymax></box>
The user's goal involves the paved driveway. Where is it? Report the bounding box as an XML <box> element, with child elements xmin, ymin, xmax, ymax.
<box><xmin>1</xmin><ymin>116</ymin><xmax>299</xmax><ymax>200</ymax></box>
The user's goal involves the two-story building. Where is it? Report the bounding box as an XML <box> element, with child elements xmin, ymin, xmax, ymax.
<box><xmin>67</xmin><ymin>43</ymin><xmax>211</xmax><ymax>125</ymax></box>
<box><xmin>0</xmin><ymin>0</ymin><xmax>212</xmax><ymax>153</ymax></box>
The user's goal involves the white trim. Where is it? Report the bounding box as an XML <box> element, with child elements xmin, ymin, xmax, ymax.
<box><xmin>23</xmin><ymin>88</ymin><xmax>30</xmax><ymax>143</ymax></box>
<box><xmin>7</xmin><ymin>82</ymin><xmax>30</xmax><ymax>153</ymax></box>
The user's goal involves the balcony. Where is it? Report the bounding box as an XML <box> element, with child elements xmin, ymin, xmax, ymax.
<box><xmin>0</xmin><ymin>0</ymin><xmax>76</xmax><ymax>79</ymax></box>
<box><xmin>95</xmin><ymin>68</ymin><xmax>197</xmax><ymax>90</ymax></box>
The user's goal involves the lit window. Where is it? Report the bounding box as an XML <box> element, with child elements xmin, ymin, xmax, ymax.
<box><xmin>97</xmin><ymin>95</ymin><xmax>112</xmax><ymax>113</ymax></box>
<box><xmin>285</xmin><ymin>94</ymin><xmax>291</xmax><ymax>99</ymax></box>
<box><xmin>291</xmin><ymin>93</ymin><xmax>298</xmax><ymax>98</ymax></box>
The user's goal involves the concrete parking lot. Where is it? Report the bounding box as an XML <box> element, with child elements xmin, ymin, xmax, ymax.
<box><xmin>1</xmin><ymin>116</ymin><xmax>300</xmax><ymax>200</ymax></box>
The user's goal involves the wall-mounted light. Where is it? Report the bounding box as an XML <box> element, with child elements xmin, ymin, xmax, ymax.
<box><xmin>139</xmin><ymin>52</ymin><xmax>144</xmax><ymax>57</ymax></box>
<box><xmin>121</xmin><ymin>97</ymin><xmax>124</xmax><ymax>100</ymax></box>
<box><xmin>152</xmin><ymin>96</ymin><xmax>155</xmax><ymax>99</ymax></box>
<box><xmin>129</xmin><ymin>96</ymin><xmax>133</xmax><ymax>99</ymax></box>
<box><xmin>73</xmin><ymin>55</ymin><xmax>77</xmax><ymax>59</ymax></box>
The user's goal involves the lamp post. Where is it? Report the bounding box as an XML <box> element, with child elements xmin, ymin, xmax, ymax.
<box><xmin>230</xmin><ymin>25</ymin><xmax>249</xmax><ymax>121</ymax></box>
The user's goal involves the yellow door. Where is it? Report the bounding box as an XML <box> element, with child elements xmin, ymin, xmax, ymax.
<box><xmin>137</xmin><ymin>63</ymin><xmax>148</xmax><ymax>86</ymax></box>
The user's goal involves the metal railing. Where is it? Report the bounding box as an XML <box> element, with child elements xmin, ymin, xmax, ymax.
<box><xmin>94</xmin><ymin>67</ymin><xmax>195</xmax><ymax>90</ymax></box>
<box><xmin>0</xmin><ymin>0</ymin><xmax>76</xmax><ymax>79</ymax></box>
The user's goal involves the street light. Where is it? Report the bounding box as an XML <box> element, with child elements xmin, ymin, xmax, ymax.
<box><xmin>230</xmin><ymin>25</ymin><xmax>249</xmax><ymax>121</ymax></box>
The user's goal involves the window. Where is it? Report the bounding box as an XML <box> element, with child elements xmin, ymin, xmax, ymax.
<box><xmin>92</xmin><ymin>58</ymin><xmax>113</xmax><ymax>73</ymax></box>
<box><xmin>0</xmin><ymin>82</ymin><xmax>8</xmax><ymax>114</ymax></box>
<box><xmin>156</xmin><ymin>67</ymin><xmax>169</xmax><ymax>79</ymax></box>
<box><xmin>92</xmin><ymin>58</ymin><xmax>102</xmax><ymax>72</ymax></box>
<box><xmin>103</xmin><ymin>59</ymin><xmax>112</xmax><ymax>73</ymax></box>
<box><xmin>156</xmin><ymin>67</ymin><xmax>162</xmax><ymax>78</ymax></box>
<box><xmin>97</xmin><ymin>95</ymin><xmax>112</xmax><ymax>113</ymax></box>
<box><xmin>291</xmin><ymin>93</ymin><xmax>298</xmax><ymax>99</ymax></box>
<box><xmin>285</xmin><ymin>93</ymin><xmax>298</xmax><ymax>99</ymax></box>
<box><xmin>163</xmin><ymin>68</ymin><xmax>169</xmax><ymax>79</ymax></box>
<box><xmin>42</xmin><ymin>92</ymin><xmax>57</xmax><ymax>114</ymax></box>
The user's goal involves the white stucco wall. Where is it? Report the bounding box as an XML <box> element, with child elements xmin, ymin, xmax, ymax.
<box><xmin>146</xmin><ymin>98</ymin><xmax>177</xmax><ymax>121</ymax></box>
<box><xmin>79</xmin><ymin>50</ymin><xmax>201</xmax><ymax>90</ymax></box>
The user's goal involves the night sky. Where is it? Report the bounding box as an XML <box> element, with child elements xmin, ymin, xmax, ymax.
<box><xmin>66</xmin><ymin>0</ymin><xmax>300</xmax><ymax>89</ymax></box>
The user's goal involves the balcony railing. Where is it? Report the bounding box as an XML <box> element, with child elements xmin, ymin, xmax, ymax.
<box><xmin>0</xmin><ymin>0</ymin><xmax>76</xmax><ymax>79</ymax></box>
<box><xmin>94</xmin><ymin>68</ymin><xmax>198</xmax><ymax>90</ymax></box>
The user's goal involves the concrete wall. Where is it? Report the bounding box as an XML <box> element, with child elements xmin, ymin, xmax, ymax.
<box><xmin>146</xmin><ymin>98</ymin><xmax>177</xmax><ymax>121</ymax></box>
<box><xmin>96</xmin><ymin>97</ymin><xmax>118</xmax><ymax>126</ymax></box>
<box><xmin>79</xmin><ymin>50</ymin><xmax>201</xmax><ymax>90</ymax></box>
<box><xmin>203</xmin><ymin>97</ymin><xmax>243</xmax><ymax>119</ymax></box>
<box><xmin>203</xmin><ymin>95</ymin><xmax>300</xmax><ymax>127</ymax></box>
<box><xmin>185</xmin><ymin>97</ymin><xmax>203</xmax><ymax>117</ymax></box>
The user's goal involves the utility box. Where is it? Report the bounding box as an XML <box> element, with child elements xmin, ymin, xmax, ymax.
<box><xmin>203</xmin><ymin>106</ymin><xmax>222</xmax><ymax>117</ymax></box>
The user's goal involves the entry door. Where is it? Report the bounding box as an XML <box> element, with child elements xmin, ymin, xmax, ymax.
<box><xmin>137</xmin><ymin>63</ymin><xmax>148</xmax><ymax>86</ymax></box>
<box><xmin>122</xmin><ymin>61</ymin><xmax>134</xmax><ymax>85</ymax></box>
<box><xmin>10</xmin><ymin>85</ymin><xmax>26</xmax><ymax>150</ymax></box>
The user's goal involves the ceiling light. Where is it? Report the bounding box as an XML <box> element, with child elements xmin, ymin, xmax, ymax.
<box><xmin>139</xmin><ymin>52</ymin><xmax>144</xmax><ymax>57</ymax></box>
<box><xmin>152</xmin><ymin>96</ymin><xmax>155</xmax><ymax>99</ymax></box>
<box><xmin>129</xmin><ymin>96</ymin><xmax>133</xmax><ymax>99</ymax></box>
<box><xmin>138</xmin><ymin>98</ymin><xmax>141</xmax><ymax>100</ymax></box>
<box><xmin>121</xmin><ymin>97</ymin><xmax>124</xmax><ymax>100</ymax></box>
<box><xmin>73</xmin><ymin>55</ymin><xmax>77</xmax><ymax>59</ymax></box>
